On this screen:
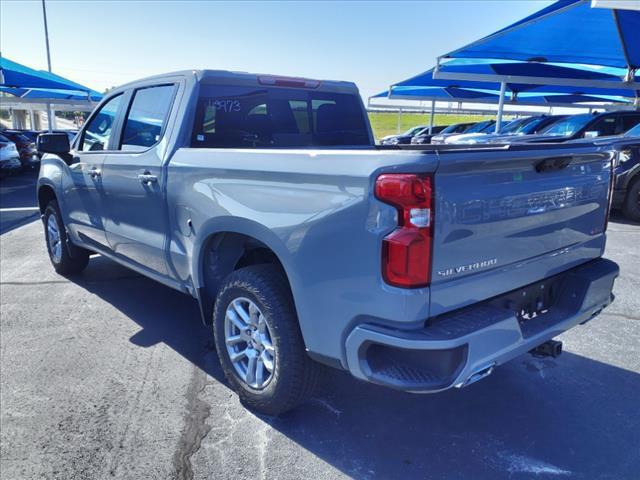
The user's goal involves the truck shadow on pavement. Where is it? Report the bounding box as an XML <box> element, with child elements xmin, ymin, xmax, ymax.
<box><xmin>71</xmin><ymin>255</ymin><xmax>640</xmax><ymax>480</ymax></box>
<box><xmin>0</xmin><ymin>170</ymin><xmax>40</xmax><ymax>234</ymax></box>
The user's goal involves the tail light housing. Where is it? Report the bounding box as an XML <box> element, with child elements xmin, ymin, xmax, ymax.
<box><xmin>375</xmin><ymin>174</ymin><xmax>433</xmax><ymax>288</ymax></box>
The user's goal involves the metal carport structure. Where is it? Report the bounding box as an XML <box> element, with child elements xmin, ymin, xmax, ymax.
<box><xmin>432</xmin><ymin>0</ymin><xmax>640</xmax><ymax>129</ymax></box>
<box><xmin>0</xmin><ymin>56</ymin><xmax>102</xmax><ymax>131</ymax></box>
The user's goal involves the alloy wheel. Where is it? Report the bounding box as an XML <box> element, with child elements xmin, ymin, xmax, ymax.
<box><xmin>224</xmin><ymin>297</ymin><xmax>275</xmax><ymax>389</ymax></box>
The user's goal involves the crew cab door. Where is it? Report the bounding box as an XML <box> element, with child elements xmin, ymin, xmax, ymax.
<box><xmin>101</xmin><ymin>84</ymin><xmax>177</xmax><ymax>276</ymax></box>
<box><xmin>63</xmin><ymin>93</ymin><xmax>125</xmax><ymax>249</ymax></box>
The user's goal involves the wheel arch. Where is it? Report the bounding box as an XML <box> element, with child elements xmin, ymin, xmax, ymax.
<box><xmin>37</xmin><ymin>183</ymin><xmax>58</xmax><ymax>214</ymax></box>
<box><xmin>191</xmin><ymin>217</ymin><xmax>299</xmax><ymax>326</ymax></box>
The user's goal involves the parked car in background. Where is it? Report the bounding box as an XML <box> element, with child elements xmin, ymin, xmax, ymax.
<box><xmin>510</xmin><ymin>111</ymin><xmax>640</xmax><ymax>144</ymax></box>
<box><xmin>0</xmin><ymin>134</ymin><xmax>23</xmax><ymax>176</ymax></box>
<box><xmin>3</xmin><ymin>129</ymin><xmax>79</xmax><ymax>153</ymax></box>
<box><xmin>453</xmin><ymin>115</ymin><xmax>568</xmax><ymax>145</ymax></box>
<box><xmin>36</xmin><ymin>69</ymin><xmax>619</xmax><ymax>414</ymax></box>
<box><xmin>1</xmin><ymin>130</ymin><xmax>39</xmax><ymax>169</ymax></box>
<box><xmin>411</xmin><ymin>122</ymin><xmax>472</xmax><ymax>145</ymax></box>
<box><xmin>431</xmin><ymin>119</ymin><xmax>495</xmax><ymax>144</ymax></box>
<box><xmin>3</xmin><ymin>129</ymin><xmax>39</xmax><ymax>143</ymax></box>
<box><xmin>565</xmin><ymin>122</ymin><xmax>640</xmax><ymax>222</ymax></box>
<box><xmin>613</xmin><ymin>139</ymin><xmax>640</xmax><ymax>222</ymax></box>
<box><xmin>445</xmin><ymin>117</ymin><xmax>531</xmax><ymax>144</ymax></box>
<box><xmin>380</xmin><ymin>125</ymin><xmax>445</xmax><ymax>145</ymax></box>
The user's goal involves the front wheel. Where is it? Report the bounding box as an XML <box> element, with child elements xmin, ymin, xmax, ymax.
<box><xmin>43</xmin><ymin>200</ymin><xmax>90</xmax><ymax>275</ymax></box>
<box><xmin>213</xmin><ymin>265</ymin><xmax>319</xmax><ymax>415</ymax></box>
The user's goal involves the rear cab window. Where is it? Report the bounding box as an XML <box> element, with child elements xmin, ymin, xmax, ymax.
<box><xmin>191</xmin><ymin>84</ymin><xmax>371</xmax><ymax>148</ymax></box>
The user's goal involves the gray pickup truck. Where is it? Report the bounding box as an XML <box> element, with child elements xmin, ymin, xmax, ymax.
<box><xmin>37</xmin><ymin>70</ymin><xmax>619</xmax><ymax>414</ymax></box>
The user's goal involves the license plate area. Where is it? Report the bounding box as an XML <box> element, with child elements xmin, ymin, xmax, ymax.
<box><xmin>488</xmin><ymin>273</ymin><xmax>567</xmax><ymax>332</ymax></box>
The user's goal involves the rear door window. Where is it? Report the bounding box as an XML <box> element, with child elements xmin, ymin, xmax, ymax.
<box><xmin>192</xmin><ymin>85</ymin><xmax>370</xmax><ymax>148</ymax></box>
<box><xmin>119</xmin><ymin>84</ymin><xmax>176</xmax><ymax>151</ymax></box>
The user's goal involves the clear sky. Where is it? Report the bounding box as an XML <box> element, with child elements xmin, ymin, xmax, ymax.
<box><xmin>1</xmin><ymin>0</ymin><xmax>552</xmax><ymax>99</ymax></box>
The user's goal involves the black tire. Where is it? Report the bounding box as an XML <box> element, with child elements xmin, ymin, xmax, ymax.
<box><xmin>43</xmin><ymin>200</ymin><xmax>90</xmax><ymax>275</ymax></box>
<box><xmin>622</xmin><ymin>177</ymin><xmax>640</xmax><ymax>223</ymax></box>
<box><xmin>213</xmin><ymin>264</ymin><xmax>319</xmax><ymax>415</ymax></box>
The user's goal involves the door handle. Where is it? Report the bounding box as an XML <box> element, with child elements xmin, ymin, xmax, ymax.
<box><xmin>138</xmin><ymin>172</ymin><xmax>158</xmax><ymax>185</ymax></box>
<box><xmin>89</xmin><ymin>167</ymin><xmax>101</xmax><ymax>179</ymax></box>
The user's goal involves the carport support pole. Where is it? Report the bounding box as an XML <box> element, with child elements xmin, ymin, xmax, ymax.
<box><xmin>495</xmin><ymin>81</ymin><xmax>506</xmax><ymax>133</ymax></box>
<box><xmin>397</xmin><ymin>108</ymin><xmax>402</xmax><ymax>134</ymax></box>
<box><xmin>428</xmin><ymin>100</ymin><xmax>435</xmax><ymax>134</ymax></box>
<box><xmin>42</xmin><ymin>0</ymin><xmax>54</xmax><ymax>132</ymax></box>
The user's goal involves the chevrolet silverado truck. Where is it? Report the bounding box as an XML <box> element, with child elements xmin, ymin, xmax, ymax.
<box><xmin>36</xmin><ymin>70</ymin><xmax>619</xmax><ymax>414</ymax></box>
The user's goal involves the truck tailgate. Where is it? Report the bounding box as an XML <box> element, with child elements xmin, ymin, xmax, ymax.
<box><xmin>430</xmin><ymin>144</ymin><xmax>612</xmax><ymax>317</ymax></box>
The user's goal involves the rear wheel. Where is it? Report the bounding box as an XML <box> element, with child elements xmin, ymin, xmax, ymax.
<box><xmin>622</xmin><ymin>177</ymin><xmax>640</xmax><ymax>223</ymax></box>
<box><xmin>43</xmin><ymin>200</ymin><xmax>90</xmax><ymax>275</ymax></box>
<box><xmin>213</xmin><ymin>265</ymin><xmax>319</xmax><ymax>415</ymax></box>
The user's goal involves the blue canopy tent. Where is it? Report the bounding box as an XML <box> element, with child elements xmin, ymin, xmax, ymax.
<box><xmin>376</xmin><ymin>86</ymin><xmax>629</xmax><ymax>106</ymax></box>
<box><xmin>435</xmin><ymin>1</ymin><xmax>640</xmax><ymax>100</ymax></box>
<box><xmin>370</xmin><ymin>85</ymin><xmax>629</xmax><ymax>134</ymax></box>
<box><xmin>431</xmin><ymin>61</ymin><xmax>638</xmax><ymax>96</ymax></box>
<box><xmin>430</xmin><ymin>0</ymin><xmax>640</xmax><ymax>131</ymax></box>
<box><xmin>372</xmin><ymin>86</ymin><xmax>500</xmax><ymax>101</ymax></box>
<box><xmin>386</xmin><ymin>61</ymin><xmax>636</xmax><ymax>131</ymax></box>
<box><xmin>518</xmin><ymin>93</ymin><xmax>629</xmax><ymax>105</ymax></box>
<box><xmin>0</xmin><ymin>86</ymin><xmax>103</xmax><ymax>102</ymax></box>
<box><xmin>0</xmin><ymin>56</ymin><xmax>102</xmax><ymax>130</ymax></box>
<box><xmin>439</xmin><ymin>0</ymin><xmax>640</xmax><ymax>76</ymax></box>
<box><xmin>0</xmin><ymin>56</ymin><xmax>98</xmax><ymax>92</ymax></box>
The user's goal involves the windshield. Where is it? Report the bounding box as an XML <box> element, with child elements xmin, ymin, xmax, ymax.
<box><xmin>518</xmin><ymin>117</ymin><xmax>550</xmax><ymax>134</ymax></box>
<box><xmin>624</xmin><ymin>123</ymin><xmax>640</xmax><ymax>137</ymax></box>
<box><xmin>500</xmin><ymin>118</ymin><xmax>529</xmax><ymax>134</ymax></box>
<box><xmin>540</xmin><ymin>114</ymin><xmax>593</xmax><ymax>136</ymax></box>
<box><xmin>440</xmin><ymin>123</ymin><xmax>462</xmax><ymax>134</ymax></box>
<box><xmin>404</xmin><ymin>126</ymin><xmax>426</xmax><ymax>136</ymax></box>
<box><xmin>192</xmin><ymin>85</ymin><xmax>371</xmax><ymax>148</ymax></box>
<box><xmin>465</xmin><ymin>121</ymin><xmax>494</xmax><ymax>133</ymax></box>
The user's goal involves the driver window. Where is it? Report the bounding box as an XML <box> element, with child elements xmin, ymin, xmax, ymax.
<box><xmin>119</xmin><ymin>84</ymin><xmax>175</xmax><ymax>152</ymax></box>
<box><xmin>81</xmin><ymin>94</ymin><xmax>123</xmax><ymax>151</ymax></box>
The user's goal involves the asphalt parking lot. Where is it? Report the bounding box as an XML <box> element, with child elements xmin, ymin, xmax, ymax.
<box><xmin>1</xmin><ymin>175</ymin><xmax>639</xmax><ymax>480</ymax></box>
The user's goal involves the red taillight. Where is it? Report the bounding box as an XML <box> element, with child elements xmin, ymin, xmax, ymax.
<box><xmin>375</xmin><ymin>174</ymin><xmax>433</xmax><ymax>288</ymax></box>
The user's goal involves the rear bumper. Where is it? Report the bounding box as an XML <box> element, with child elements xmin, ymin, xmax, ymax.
<box><xmin>345</xmin><ymin>258</ymin><xmax>619</xmax><ymax>392</ymax></box>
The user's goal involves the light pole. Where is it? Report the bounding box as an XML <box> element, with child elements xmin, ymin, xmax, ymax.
<box><xmin>41</xmin><ymin>0</ymin><xmax>54</xmax><ymax>131</ymax></box>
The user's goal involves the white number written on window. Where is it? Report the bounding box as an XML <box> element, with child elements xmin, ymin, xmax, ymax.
<box><xmin>208</xmin><ymin>99</ymin><xmax>241</xmax><ymax>113</ymax></box>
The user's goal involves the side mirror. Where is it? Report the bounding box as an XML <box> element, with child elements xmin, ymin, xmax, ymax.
<box><xmin>37</xmin><ymin>133</ymin><xmax>70</xmax><ymax>154</ymax></box>
<box><xmin>584</xmin><ymin>131</ymin><xmax>600</xmax><ymax>139</ymax></box>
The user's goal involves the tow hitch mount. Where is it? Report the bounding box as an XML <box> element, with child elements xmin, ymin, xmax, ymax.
<box><xmin>529</xmin><ymin>339</ymin><xmax>563</xmax><ymax>358</ymax></box>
